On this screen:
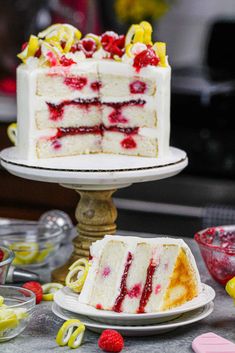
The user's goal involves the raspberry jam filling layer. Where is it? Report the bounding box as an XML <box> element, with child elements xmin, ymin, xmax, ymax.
<box><xmin>50</xmin><ymin>125</ymin><xmax>139</xmax><ymax>140</ymax></box>
<box><xmin>137</xmin><ymin>259</ymin><xmax>157</xmax><ymax>313</ymax></box>
<box><xmin>104</xmin><ymin>99</ymin><xmax>145</xmax><ymax>109</ymax></box>
<box><xmin>47</xmin><ymin>99</ymin><xmax>145</xmax><ymax>121</ymax></box>
<box><xmin>47</xmin><ymin>98</ymin><xmax>101</xmax><ymax>121</ymax></box>
<box><xmin>113</xmin><ymin>252</ymin><xmax>133</xmax><ymax>313</ymax></box>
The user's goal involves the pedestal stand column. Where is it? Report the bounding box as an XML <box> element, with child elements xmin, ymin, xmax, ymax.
<box><xmin>51</xmin><ymin>189</ymin><xmax>117</xmax><ymax>284</ymax></box>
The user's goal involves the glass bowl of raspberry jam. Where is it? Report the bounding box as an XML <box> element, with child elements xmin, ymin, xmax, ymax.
<box><xmin>195</xmin><ymin>225</ymin><xmax>235</xmax><ymax>286</ymax></box>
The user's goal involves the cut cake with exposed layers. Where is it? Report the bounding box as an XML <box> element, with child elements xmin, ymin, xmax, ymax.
<box><xmin>79</xmin><ymin>235</ymin><xmax>201</xmax><ymax>314</ymax></box>
<box><xmin>16</xmin><ymin>22</ymin><xmax>171</xmax><ymax>160</ymax></box>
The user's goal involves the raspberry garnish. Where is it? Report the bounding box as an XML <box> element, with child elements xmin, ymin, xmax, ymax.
<box><xmin>79</xmin><ymin>38</ymin><xmax>97</xmax><ymax>58</ymax></box>
<box><xmin>101</xmin><ymin>32</ymin><xmax>125</xmax><ymax>58</ymax></box>
<box><xmin>98</xmin><ymin>329</ymin><xmax>124</xmax><ymax>352</ymax></box>
<box><xmin>60</xmin><ymin>55</ymin><xmax>75</xmax><ymax>66</ymax></box>
<box><xmin>22</xmin><ymin>281</ymin><xmax>43</xmax><ymax>304</ymax></box>
<box><xmin>133</xmin><ymin>48</ymin><xmax>160</xmax><ymax>72</ymax></box>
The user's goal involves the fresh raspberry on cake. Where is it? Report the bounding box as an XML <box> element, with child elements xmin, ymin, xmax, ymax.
<box><xmin>98</xmin><ymin>329</ymin><xmax>124</xmax><ymax>352</ymax></box>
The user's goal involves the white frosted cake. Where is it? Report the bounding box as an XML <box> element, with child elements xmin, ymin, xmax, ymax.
<box><xmin>16</xmin><ymin>22</ymin><xmax>170</xmax><ymax>160</ymax></box>
<box><xmin>79</xmin><ymin>235</ymin><xmax>201</xmax><ymax>313</ymax></box>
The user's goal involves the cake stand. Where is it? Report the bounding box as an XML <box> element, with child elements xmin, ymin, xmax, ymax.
<box><xmin>0</xmin><ymin>146</ymin><xmax>188</xmax><ymax>283</ymax></box>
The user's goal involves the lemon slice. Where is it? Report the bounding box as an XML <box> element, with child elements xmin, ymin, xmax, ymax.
<box><xmin>42</xmin><ymin>283</ymin><xmax>64</xmax><ymax>301</ymax></box>
<box><xmin>0</xmin><ymin>297</ymin><xmax>4</xmax><ymax>306</ymax></box>
<box><xmin>65</xmin><ymin>258</ymin><xmax>90</xmax><ymax>293</ymax></box>
<box><xmin>17</xmin><ymin>45</ymin><xmax>29</xmax><ymax>63</ymax></box>
<box><xmin>0</xmin><ymin>309</ymin><xmax>19</xmax><ymax>332</ymax></box>
<box><xmin>38</xmin><ymin>23</ymin><xmax>62</xmax><ymax>39</ymax></box>
<box><xmin>7</xmin><ymin>123</ymin><xmax>17</xmax><ymax>145</ymax></box>
<box><xmin>63</xmin><ymin>26</ymin><xmax>75</xmax><ymax>53</ymax></box>
<box><xmin>226</xmin><ymin>277</ymin><xmax>235</xmax><ymax>301</ymax></box>
<box><xmin>68</xmin><ymin>258</ymin><xmax>89</xmax><ymax>271</ymax></box>
<box><xmin>153</xmin><ymin>42</ymin><xmax>167</xmax><ymax>67</ymax></box>
<box><xmin>14</xmin><ymin>308</ymin><xmax>28</xmax><ymax>320</ymax></box>
<box><xmin>140</xmin><ymin>21</ymin><xmax>153</xmax><ymax>45</ymax></box>
<box><xmin>35</xmin><ymin>242</ymin><xmax>54</xmax><ymax>264</ymax></box>
<box><xmin>27</xmin><ymin>35</ymin><xmax>39</xmax><ymax>56</ymax></box>
<box><xmin>65</xmin><ymin>265</ymin><xmax>88</xmax><ymax>293</ymax></box>
<box><xmin>126</xmin><ymin>44</ymin><xmax>134</xmax><ymax>58</ymax></box>
<box><xmin>68</xmin><ymin>324</ymin><xmax>85</xmax><ymax>349</ymax></box>
<box><xmin>125</xmin><ymin>24</ymin><xmax>144</xmax><ymax>46</ymax></box>
<box><xmin>56</xmin><ymin>319</ymin><xmax>85</xmax><ymax>348</ymax></box>
<box><xmin>10</xmin><ymin>242</ymin><xmax>39</xmax><ymax>264</ymax></box>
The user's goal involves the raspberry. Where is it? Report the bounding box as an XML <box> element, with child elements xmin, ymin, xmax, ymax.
<box><xmin>98</xmin><ymin>329</ymin><xmax>124</xmax><ymax>352</ymax></box>
<box><xmin>133</xmin><ymin>48</ymin><xmax>160</xmax><ymax>72</ymax></box>
<box><xmin>79</xmin><ymin>38</ymin><xmax>97</xmax><ymax>58</ymax></box>
<box><xmin>60</xmin><ymin>55</ymin><xmax>75</xmax><ymax>66</ymax></box>
<box><xmin>22</xmin><ymin>281</ymin><xmax>43</xmax><ymax>304</ymax></box>
<box><xmin>101</xmin><ymin>32</ymin><xmax>118</xmax><ymax>52</ymax></box>
<box><xmin>101</xmin><ymin>32</ymin><xmax>125</xmax><ymax>57</ymax></box>
<box><xmin>0</xmin><ymin>248</ymin><xmax>4</xmax><ymax>262</ymax></box>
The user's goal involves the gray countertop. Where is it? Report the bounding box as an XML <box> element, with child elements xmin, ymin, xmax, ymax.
<box><xmin>1</xmin><ymin>233</ymin><xmax>235</xmax><ymax>353</ymax></box>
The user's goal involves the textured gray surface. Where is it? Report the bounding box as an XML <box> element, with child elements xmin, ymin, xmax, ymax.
<box><xmin>1</xmin><ymin>234</ymin><xmax>235</xmax><ymax>353</ymax></box>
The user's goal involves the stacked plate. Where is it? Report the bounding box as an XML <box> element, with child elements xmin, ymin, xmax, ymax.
<box><xmin>53</xmin><ymin>283</ymin><xmax>215</xmax><ymax>336</ymax></box>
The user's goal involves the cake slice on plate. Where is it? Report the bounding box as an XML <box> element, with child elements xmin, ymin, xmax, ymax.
<box><xmin>79</xmin><ymin>235</ymin><xmax>201</xmax><ymax>313</ymax></box>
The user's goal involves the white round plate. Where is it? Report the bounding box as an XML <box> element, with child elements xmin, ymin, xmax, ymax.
<box><xmin>54</xmin><ymin>284</ymin><xmax>215</xmax><ymax>326</ymax></box>
<box><xmin>52</xmin><ymin>301</ymin><xmax>214</xmax><ymax>336</ymax></box>
<box><xmin>0</xmin><ymin>147</ymin><xmax>187</xmax><ymax>188</ymax></box>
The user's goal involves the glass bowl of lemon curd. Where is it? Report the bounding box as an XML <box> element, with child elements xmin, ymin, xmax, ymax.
<box><xmin>0</xmin><ymin>223</ymin><xmax>65</xmax><ymax>268</ymax></box>
<box><xmin>0</xmin><ymin>286</ymin><xmax>35</xmax><ymax>342</ymax></box>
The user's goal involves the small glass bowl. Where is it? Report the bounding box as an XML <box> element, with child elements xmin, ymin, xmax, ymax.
<box><xmin>0</xmin><ymin>285</ymin><xmax>35</xmax><ymax>342</ymax></box>
<box><xmin>0</xmin><ymin>247</ymin><xmax>14</xmax><ymax>284</ymax></box>
<box><xmin>0</xmin><ymin>223</ymin><xmax>65</xmax><ymax>268</ymax></box>
<box><xmin>195</xmin><ymin>225</ymin><xmax>235</xmax><ymax>285</ymax></box>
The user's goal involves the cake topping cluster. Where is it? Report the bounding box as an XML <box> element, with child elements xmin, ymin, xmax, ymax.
<box><xmin>17</xmin><ymin>21</ymin><xmax>167</xmax><ymax>71</ymax></box>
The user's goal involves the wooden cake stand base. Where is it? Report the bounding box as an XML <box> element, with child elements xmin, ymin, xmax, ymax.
<box><xmin>52</xmin><ymin>188</ymin><xmax>118</xmax><ymax>283</ymax></box>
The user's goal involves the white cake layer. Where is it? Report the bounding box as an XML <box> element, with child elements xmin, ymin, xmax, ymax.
<box><xmin>99</xmin><ymin>74</ymin><xmax>155</xmax><ymax>97</ymax></box>
<box><xmin>121</xmin><ymin>242</ymin><xmax>153</xmax><ymax>313</ymax></box>
<box><xmin>36</xmin><ymin>134</ymin><xmax>101</xmax><ymax>158</ymax></box>
<box><xmin>37</xmin><ymin>72</ymin><xmax>99</xmax><ymax>97</ymax></box>
<box><xmin>35</xmin><ymin>104</ymin><xmax>102</xmax><ymax>129</ymax></box>
<box><xmin>89</xmin><ymin>240</ymin><xmax>134</xmax><ymax>310</ymax></box>
<box><xmin>144</xmin><ymin>245</ymin><xmax>179</xmax><ymax>313</ymax></box>
<box><xmin>102</xmin><ymin>131</ymin><xmax>158</xmax><ymax>157</ymax></box>
<box><xmin>102</xmin><ymin>104</ymin><xmax>156</xmax><ymax>128</ymax></box>
<box><xmin>36</xmin><ymin>62</ymin><xmax>99</xmax><ymax>97</ymax></box>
